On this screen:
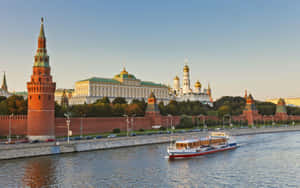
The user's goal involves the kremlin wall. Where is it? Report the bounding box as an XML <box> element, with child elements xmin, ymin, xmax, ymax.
<box><xmin>1</xmin><ymin>18</ymin><xmax>300</xmax><ymax>140</ymax></box>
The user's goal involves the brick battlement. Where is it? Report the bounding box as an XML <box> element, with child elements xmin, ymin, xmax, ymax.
<box><xmin>0</xmin><ymin>115</ymin><xmax>27</xmax><ymax>120</ymax></box>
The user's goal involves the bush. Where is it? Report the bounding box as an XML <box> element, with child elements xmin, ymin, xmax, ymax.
<box><xmin>178</xmin><ymin>116</ymin><xmax>193</xmax><ymax>128</ymax></box>
<box><xmin>139</xmin><ymin>128</ymin><xmax>145</xmax><ymax>132</ymax></box>
<box><xmin>112</xmin><ymin>128</ymin><xmax>121</xmax><ymax>133</ymax></box>
<box><xmin>159</xmin><ymin>126</ymin><xmax>166</xmax><ymax>131</ymax></box>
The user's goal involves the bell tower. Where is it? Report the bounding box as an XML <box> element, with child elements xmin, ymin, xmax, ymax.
<box><xmin>27</xmin><ymin>18</ymin><xmax>56</xmax><ymax>140</ymax></box>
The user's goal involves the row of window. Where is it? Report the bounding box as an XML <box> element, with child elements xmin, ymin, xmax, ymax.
<box><xmin>29</xmin><ymin>95</ymin><xmax>52</xmax><ymax>101</ymax></box>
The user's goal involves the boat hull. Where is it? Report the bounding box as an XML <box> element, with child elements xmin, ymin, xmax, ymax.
<box><xmin>168</xmin><ymin>145</ymin><xmax>238</xmax><ymax>159</ymax></box>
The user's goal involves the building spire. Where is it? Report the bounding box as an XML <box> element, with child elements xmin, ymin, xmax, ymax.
<box><xmin>39</xmin><ymin>17</ymin><xmax>45</xmax><ymax>38</ymax></box>
<box><xmin>1</xmin><ymin>72</ymin><xmax>8</xmax><ymax>91</ymax></box>
<box><xmin>34</xmin><ymin>17</ymin><xmax>49</xmax><ymax>67</ymax></box>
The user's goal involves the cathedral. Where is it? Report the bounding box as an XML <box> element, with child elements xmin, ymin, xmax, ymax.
<box><xmin>170</xmin><ymin>64</ymin><xmax>213</xmax><ymax>106</ymax></box>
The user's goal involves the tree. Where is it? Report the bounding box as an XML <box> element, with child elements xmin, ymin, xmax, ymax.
<box><xmin>126</xmin><ymin>103</ymin><xmax>144</xmax><ymax>116</ymax></box>
<box><xmin>95</xmin><ymin>97</ymin><xmax>110</xmax><ymax>104</ymax></box>
<box><xmin>112</xmin><ymin>97</ymin><xmax>127</xmax><ymax>104</ymax></box>
<box><xmin>217</xmin><ymin>105</ymin><xmax>231</xmax><ymax>118</ymax></box>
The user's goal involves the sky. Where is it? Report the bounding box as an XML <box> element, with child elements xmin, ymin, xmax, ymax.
<box><xmin>1</xmin><ymin>0</ymin><xmax>300</xmax><ymax>100</ymax></box>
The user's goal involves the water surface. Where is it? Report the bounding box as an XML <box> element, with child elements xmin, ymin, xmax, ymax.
<box><xmin>1</xmin><ymin>132</ymin><xmax>300</xmax><ymax>187</ymax></box>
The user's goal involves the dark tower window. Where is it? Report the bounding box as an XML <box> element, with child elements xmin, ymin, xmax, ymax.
<box><xmin>30</xmin><ymin>96</ymin><xmax>32</xmax><ymax>100</ymax></box>
<box><xmin>39</xmin><ymin>78</ymin><xmax>41</xmax><ymax>82</ymax></box>
<box><xmin>38</xmin><ymin>95</ymin><xmax>41</xmax><ymax>100</ymax></box>
<box><xmin>48</xmin><ymin>95</ymin><xmax>51</xmax><ymax>100</ymax></box>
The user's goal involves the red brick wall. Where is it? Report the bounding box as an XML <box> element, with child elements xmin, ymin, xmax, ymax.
<box><xmin>55</xmin><ymin>117</ymin><xmax>154</xmax><ymax>136</ymax></box>
<box><xmin>3</xmin><ymin>113</ymin><xmax>300</xmax><ymax>137</ymax></box>
<box><xmin>0</xmin><ymin>115</ymin><xmax>27</xmax><ymax>136</ymax></box>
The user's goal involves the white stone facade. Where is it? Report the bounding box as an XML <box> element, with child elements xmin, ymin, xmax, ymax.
<box><xmin>69</xmin><ymin>68</ymin><xmax>169</xmax><ymax>105</ymax></box>
<box><xmin>171</xmin><ymin>64</ymin><xmax>213</xmax><ymax>106</ymax></box>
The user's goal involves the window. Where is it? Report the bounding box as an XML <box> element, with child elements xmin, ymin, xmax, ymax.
<box><xmin>48</xmin><ymin>95</ymin><xmax>51</xmax><ymax>100</ymax></box>
<box><xmin>38</xmin><ymin>95</ymin><xmax>41</xmax><ymax>100</ymax></box>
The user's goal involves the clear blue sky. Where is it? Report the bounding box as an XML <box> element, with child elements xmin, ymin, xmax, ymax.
<box><xmin>1</xmin><ymin>0</ymin><xmax>300</xmax><ymax>100</ymax></box>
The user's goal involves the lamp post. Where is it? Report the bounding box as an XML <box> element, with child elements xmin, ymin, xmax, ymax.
<box><xmin>64</xmin><ymin>113</ymin><xmax>71</xmax><ymax>144</ymax></box>
<box><xmin>123</xmin><ymin>114</ymin><xmax>129</xmax><ymax>137</ymax></box>
<box><xmin>8</xmin><ymin>113</ymin><xmax>13</xmax><ymax>143</ymax></box>
<box><xmin>131</xmin><ymin>114</ymin><xmax>136</xmax><ymax>134</ymax></box>
<box><xmin>272</xmin><ymin>115</ymin><xmax>275</xmax><ymax>127</ymax></box>
<box><xmin>223</xmin><ymin>114</ymin><xmax>231</xmax><ymax>129</ymax></box>
<box><xmin>80</xmin><ymin>113</ymin><xmax>85</xmax><ymax>138</ymax></box>
<box><xmin>198</xmin><ymin>114</ymin><xmax>206</xmax><ymax>131</ymax></box>
<box><xmin>168</xmin><ymin>114</ymin><xmax>172</xmax><ymax>132</ymax></box>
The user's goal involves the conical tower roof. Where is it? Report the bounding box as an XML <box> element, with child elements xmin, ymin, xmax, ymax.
<box><xmin>1</xmin><ymin>72</ymin><xmax>8</xmax><ymax>91</ymax></box>
<box><xmin>39</xmin><ymin>17</ymin><xmax>45</xmax><ymax>38</ymax></box>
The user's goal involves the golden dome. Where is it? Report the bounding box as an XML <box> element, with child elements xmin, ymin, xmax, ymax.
<box><xmin>194</xmin><ymin>80</ymin><xmax>201</xmax><ymax>88</ymax></box>
<box><xmin>174</xmin><ymin>76</ymin><xmax>179</xmax><ymax>80</ymax></box>
<box><xmin>121</xmin><ymin>67</ymin><xmax>128</xmax><ymax>75</ymax></box>
<box><xmin>183</xmin><ymin>65</ymin><xmax>189</xmax><ymax>72</ymax></box>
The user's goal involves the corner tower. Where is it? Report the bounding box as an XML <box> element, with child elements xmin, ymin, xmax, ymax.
<box><xmin>27</xmin><ymin>18</ymin><xmax>56</xmax><ymax>140</ymax></box>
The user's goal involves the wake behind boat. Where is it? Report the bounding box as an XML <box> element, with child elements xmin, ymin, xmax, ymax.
<box><xmin>167</xmin><ymin>132</ymin><xmax>238</xmax><ymax>159</ymax></box>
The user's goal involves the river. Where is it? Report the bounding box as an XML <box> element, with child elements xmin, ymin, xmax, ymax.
<box><xmin>1</xmin><ymin>131</ymin><xmax>300</xmax><ymax>187</ymax></box>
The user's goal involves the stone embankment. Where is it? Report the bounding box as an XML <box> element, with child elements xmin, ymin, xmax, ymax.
<box><xmin>1</xmin><ymin>126</ymin><xmax>300</xmax><ymax>160</ymax></box>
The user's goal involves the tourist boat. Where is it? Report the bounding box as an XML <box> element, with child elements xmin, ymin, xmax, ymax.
<box><xmin>167</xmin><ymin>132</ymin><xmax>238</xmax><ymax>159</ymax></box>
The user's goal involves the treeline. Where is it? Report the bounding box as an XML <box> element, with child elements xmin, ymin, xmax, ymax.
<box><xmin>55</xmin><ymin>97</ymin><xmax>147</xmax><ymax>117</ymax></box>
<box><xmin>0</xmin><ymin>95</ymin><xmax>27</xmax><ymax>115</ymax></box>
<box><xmin>2</xmin><ymin>95</ymin><xmax>300</xmax><ymax>117</ymax></box>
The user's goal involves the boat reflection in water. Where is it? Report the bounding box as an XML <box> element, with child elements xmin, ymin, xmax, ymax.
<box><xmin>22</xmin><ymin>157</ymin><xmax>57</xmax><ymax>187</ymax></box>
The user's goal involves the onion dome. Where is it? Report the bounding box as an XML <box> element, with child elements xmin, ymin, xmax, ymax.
<box><xmin>277</xmin><ymin>98</ymin><xmax>286</xmax><ymax>106</ymax></box>
<box><xmin>174</xmin><ymin>76</ymin><xmax>179</xmax><ymax>80</ymax></box>
<box><xmin>194</xmin><ymin>80</ymin><xmax>201</xmax><ymax>88</ymax></box>
<box><xmin>183</xmin><ymin>65</ymin><xmax>189</xmax><ymax>72</ymax></box>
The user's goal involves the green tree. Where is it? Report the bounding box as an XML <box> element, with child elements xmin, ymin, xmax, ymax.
<box><xmin>112</xmin><ymin>97</ymin><xmax>127</xmax><ymax>104</ymax></box>
<box><xmin>95</xmin><ymin>97</ymin><xmax>110</xmax><ymax>104</ymax></box>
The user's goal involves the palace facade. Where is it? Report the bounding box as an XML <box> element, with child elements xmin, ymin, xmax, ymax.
<box><xmin>68</xmin><ymin>68</ymin><xmax>169</xmax><ymax>105</ymax></box>
<box><xmin>170</xmin><ymin>64</ymin><xmax>213</xmax><ymax>106</ymax></box>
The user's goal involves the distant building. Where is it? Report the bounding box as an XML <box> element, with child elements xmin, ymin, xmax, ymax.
<box><xmin>55</xmin><ymin>88</ymin><xmax>73</xmax><ymax>105</ymax></box>
<box><xmin>0</xmin><ymin>72</ymin><xmax>12</xmax><ymax>98</ymax></box>
<box><xmin>267</xmin><ymin>98</ymin><xmax>300</xmax><ymax>107</ymax></box>
<box><xmin>69</xmin><ymin>68</ymin><xmax>169</xmax><ymax>105</ymax></box>
<box><xmin>170</xmin><ymin>63</ymin><xmax>213</xmax><ymax>106</ymax></box>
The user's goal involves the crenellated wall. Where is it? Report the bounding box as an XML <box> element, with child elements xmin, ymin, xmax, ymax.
<box><xmin>0</xmin><ymin>115</ymin><xmax>27</xmax><ymax>136</ymax></box>
<box><xmin>0</xmin><ymin>115</ymin><xmax>181</xmax><ymax>137</ymax></box>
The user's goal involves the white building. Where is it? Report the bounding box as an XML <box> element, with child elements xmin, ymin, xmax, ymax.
<box><xmin>170</xmin><ymin>64</ymin><xmax>213</xmax><ymax>106</ymax></box>
<box><xmin>69</xmin><ymin>68</ymin><xmax>169</xmax><ymax>105</ymax></box>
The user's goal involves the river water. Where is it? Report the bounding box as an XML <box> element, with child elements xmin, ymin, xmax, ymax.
<box><xmin>1</xmin><ymin>132</ymin><xmax>300</xmax><ymax>188</ymax></box>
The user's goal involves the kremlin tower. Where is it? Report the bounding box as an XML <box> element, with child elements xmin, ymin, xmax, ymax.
<box><xmin>243</xmin><ymin>93</ymin><xmax>260</xmax><ymax>125</ymax></box>
<box><xmin>27</xmin><ymin>18</ymin><xmax>56</xmax><ymax>140</ymax></box>
<box><xmin>275</xmin><ymin>98</ymin><xmax>288</xmax><ymax>120</ymax></box>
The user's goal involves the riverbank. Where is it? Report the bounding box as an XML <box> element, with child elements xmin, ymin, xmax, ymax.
<box><xmin>1</xmin><ymin>126</ymin><xmax>300</xmax><ymax>160</ymax></box>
